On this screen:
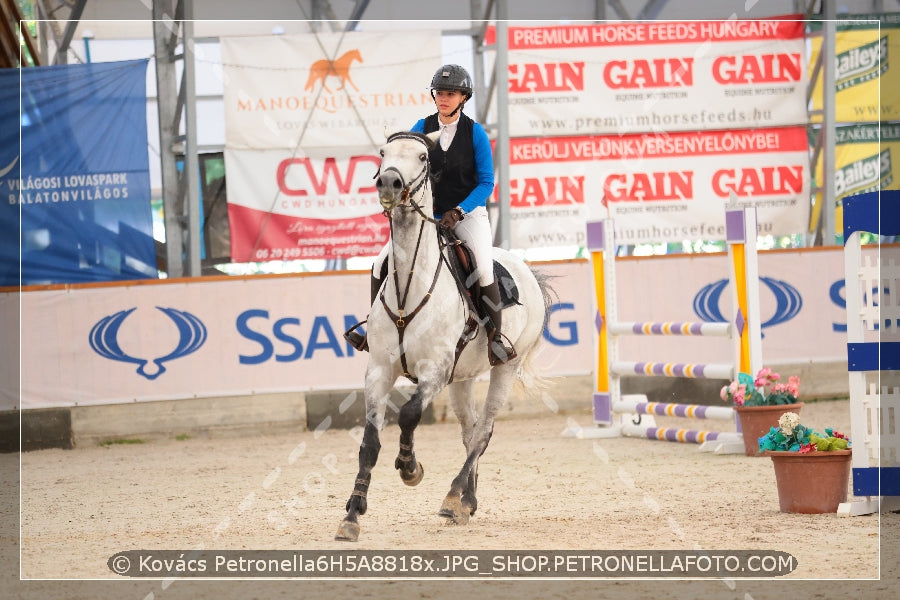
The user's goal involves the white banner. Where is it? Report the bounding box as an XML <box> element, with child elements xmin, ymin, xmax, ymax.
<box><xmin>4</xmin><ymin>249</ymin><xmax>855</xmax><ymax>410</ymax></box>
<box><xmin>496</xmin><ymin>17</ymin><xmax>808</xmax><ymax>136</ymax></box>
<box><xmin>220</xmin><ymin>31</ymin><xmax>440</xmax><ymax>153</ymax></box>
<box><xmin>507</xmin><ymin>127</ymin><xmax>810</xmax><ymax>247</ymax></box>
<box><xmin>224</xmin><ymin>148</ymin><xmax>388</xmax><ymax>262</ymax></box>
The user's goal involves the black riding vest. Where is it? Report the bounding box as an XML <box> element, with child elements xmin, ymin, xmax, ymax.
<box><xmin>422</xmin><ymin>112</ymin><xmax>477</xmax><ymax>215</ymax></box>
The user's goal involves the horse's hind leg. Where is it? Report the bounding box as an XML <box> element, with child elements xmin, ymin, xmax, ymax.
<box><xmin>447</xmin><ymin>380</ymin><xmax>480</xmax><ymax>517</ymax></box>
<box><xmin>336</xmin><ymin>376</ymin><xmax>391</xmax><ymax>542</ymax></box>
<box><xmin>440</xmin><ymin>367</ymin><xmax>514</xmax><ymax>525</ymax></box>
<box><xmin>395</xmin><ymin>379</ymin><xmax>442</xmax><ymax>486</ymax></box>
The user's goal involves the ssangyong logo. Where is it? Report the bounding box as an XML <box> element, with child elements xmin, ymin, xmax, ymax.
<box><xmin>89</xmin><ymin>307</ymin><xmax>207</xmax><ymax>380</ymax></box>
<box><xmin>693</xmin><ymin>277</ymin><xmax>802</xmax><ymax>331</ymax></box>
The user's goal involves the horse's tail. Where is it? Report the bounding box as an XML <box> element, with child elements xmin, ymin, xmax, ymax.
<box><xmin>515</xmin><ymin>269</ymin><xmax>558</xmax><ymax>398</ymax></box>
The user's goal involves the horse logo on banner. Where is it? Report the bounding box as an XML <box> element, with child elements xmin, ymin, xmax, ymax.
<box><xmin>304</xmin><ymin>49</ymin><xmax>363</xmax><ymax>93</ymax></box>
<box><xmin>89</xmin><ymin>307</ymin><xmax>207</xmax><ymax>380</ymax></box>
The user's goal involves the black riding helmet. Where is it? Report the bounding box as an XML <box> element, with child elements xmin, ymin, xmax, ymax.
<box><xmin>430</xmin><ymin>64</ymin><xmax>473</xmax><ymax>100</ymax></box>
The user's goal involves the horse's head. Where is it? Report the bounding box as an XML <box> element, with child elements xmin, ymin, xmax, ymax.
<box><xmin>376</xmin><ymin>131</ymin><xmax>439</xmax><ymax>212</ymax></box>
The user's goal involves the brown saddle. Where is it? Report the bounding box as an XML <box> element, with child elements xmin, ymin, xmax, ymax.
<box><xmin>439</xmin><ymin>229</ymin><xmax>520</xmax><ymax>316</ymax></box>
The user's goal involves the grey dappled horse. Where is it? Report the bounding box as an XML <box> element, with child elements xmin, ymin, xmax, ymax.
<box><xmin>335</xmin><ymin>131</ymin><xmax>554</xmax><ymax>542</ymax></box>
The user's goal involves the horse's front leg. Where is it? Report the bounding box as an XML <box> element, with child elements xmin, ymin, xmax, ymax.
<box><xmin>395</xmin><ymin>376</ymin><xmax>445</xmax><ymax>486</ymax></box>
<box><xmin>335</xmin><ymin>370</ymin><xmax>392</xmax><ymax>542</ymax></box>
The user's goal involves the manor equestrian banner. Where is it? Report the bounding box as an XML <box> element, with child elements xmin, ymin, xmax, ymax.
<box><xmin>495</xmin><ymin>17</ymin><xmax>808</xmax><ymax>137</ymax></box>
<box><xmin>220</xmin><ymin>31</ymin><xmax>439</xmax><ymax>153</ymax></box>
<box><xmin>220</xmin><ymin>30</ymin><xmax>439</xmax><ymax>261</ymax></box>
<box><xmin>507</xmin><ymin>127</ymin><xmax>810</xmax><ymax>248</ymax></box>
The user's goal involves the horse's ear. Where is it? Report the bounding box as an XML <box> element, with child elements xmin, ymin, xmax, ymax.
<box><xmin>384</xmin><ymin>126</ymin><xmax>401</xmax><ymax>141</ymax></box>
<box><xmin>425</xmin><ymin>131</ymin><xmax>440</xmax><ymax>145</ymax></box>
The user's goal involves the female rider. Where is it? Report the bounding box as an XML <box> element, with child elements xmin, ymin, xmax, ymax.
<box><xmin>344</xmin><ymin>64</ymin><xmax>516</xmax><ymax>366</ymax></box>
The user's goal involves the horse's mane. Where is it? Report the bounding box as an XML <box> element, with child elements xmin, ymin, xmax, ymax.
<box><xmin>386</xmin><ymin>131</ymin><xmax>436</xmax><ymax>150</ymax></box>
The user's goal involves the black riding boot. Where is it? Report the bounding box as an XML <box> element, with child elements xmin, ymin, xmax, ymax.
<box><xmin>481</xmin><ymin>280</ymin><xmax>517</xmax><ymax>366</ymax></box>
<box><xmin>344</xmin><ymin>274</ymin><xmax>381</xmax><ymax>352</ymax></box>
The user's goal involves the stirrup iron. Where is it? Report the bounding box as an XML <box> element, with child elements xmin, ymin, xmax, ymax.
<box><xmin>488</xmin><ymin>329</ymin><xmax>517</xmax><ymax>366</ymax></box>
<box><xmin>343</xmin><ymin>320</ymin><xmax>369</xmax><ymax>352</ymax></box>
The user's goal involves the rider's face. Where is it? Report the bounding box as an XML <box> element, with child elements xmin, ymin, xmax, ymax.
<box><xmin>434</xmin><ymin>89</ymin><xmax>463</xmax><ymax>117</ymax></box>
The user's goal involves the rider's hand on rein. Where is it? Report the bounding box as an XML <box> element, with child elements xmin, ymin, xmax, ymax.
<box><xmin>440</xmin><ymin>208</ymin><xmax>464</xmax><ymax>229</ymax></box>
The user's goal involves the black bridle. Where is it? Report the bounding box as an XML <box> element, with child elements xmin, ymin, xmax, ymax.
<box><xmin>378</xmin><ymin>132</ymin><xmax>437</xmax><ymax>224</ymax></box>
<box><xmin>377</xmin><ymin>134</ymin><xmax>476</xmax><ymax>383</ymax></box>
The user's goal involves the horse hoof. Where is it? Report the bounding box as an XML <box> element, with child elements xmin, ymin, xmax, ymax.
<box><xmin>400</xmin><ymin>462</ymin><xmax>424</xmax><ymax>486</ymax></box>
<box><xmin>462</xmin><ymin>497</ymin><xmax>477</xmax><ymax>516</ymax></box>
<box><xmin>439</xmin><ymin>495</ymin><xmax>470</xmax><ymax>525</ymax></box>
<box><xmin>335</xmin><ymin>520</ymin><xmax>360</xmax><ymax>542</ymax></box>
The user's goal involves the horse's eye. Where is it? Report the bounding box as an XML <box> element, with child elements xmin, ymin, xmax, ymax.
<box><xmin>419</xmin><ymin>153</ymin><xmax>426</xmax><ymax>161</ymax></box>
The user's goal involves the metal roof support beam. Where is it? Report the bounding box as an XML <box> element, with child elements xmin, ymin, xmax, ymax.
<box><xmin>636</xmin><ymin>0</ymin><xmax>667</xmax><ymax>21</ymax></box>
<box><xmin>345</xmin><ymin>0</ymin><xmax>370</xmax><ymax>32</ymax></box>
<box><xmin>311</xmin><ymin>0</ymin><xmax>340</xmax><ymax>33</ymax></box>
<box><xmin>469</xmin><ymin>0</ymin><xmax>508</xmax><ymax>248</ymax></box>
<box><xmin>54</xmin><ymin>0</ymin><xmax>86</xmax><ymax>64</ymax></box>
<box><xmin>471</xmin><ymin>0</ymin><xmax>495</xmax><ymax>125</ymax></box>
<box><xmin>153</xmin><ymin>0</ymin><xmax>201</xmax><ymax>277</ymax></box>
<box><xmin>822</xmin><ymin>3</ymin><xmax>836</xmax><ymax>245</ymax></box>
<box><xmin>34</xmin><ymin>0</ymin><xmax>87</xmax><ymax>65</ymax></box>
<box><xmin>153</xmin><ymin>0</ymin><xmax>184</xmax><ymax>277</ymax></box>
<box><xmin>608</xmin><ymin>0</ymin><xmax>631</xmax><ymax>20</ymax></box>
<box><xmin>182</xmin><ymin>0</ymin><xmax>202</xmax><ymax>274</ymax></box>
<box><xmin>494</xmin><ymin>0</ymin><xmax>510</xmax><ymax>249</ymax></box>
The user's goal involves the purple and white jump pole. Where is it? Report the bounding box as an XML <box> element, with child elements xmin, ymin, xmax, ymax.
<box><xmin>570</xmin><ymin>200</ymin><xmax>763</xmax><ymax>453</ymax></box>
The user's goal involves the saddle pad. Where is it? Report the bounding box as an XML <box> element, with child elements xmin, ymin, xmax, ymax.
<box><xmin>494</xmin><ymin>261</ymin><xmax>520</xmax><ymax>309</ymax></box>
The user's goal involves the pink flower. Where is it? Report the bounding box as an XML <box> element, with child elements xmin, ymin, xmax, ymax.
<box><xmin>787</xmin><ymin>375</ymin><xmax>800</xmax><ymax>397</ymax></box>
<box><xmin>755</xmin><ymin>367</ymin><xmax>781</xmax><ymax>389</ymax></box>
<box><xmin>798</xmin><ymin>443</ymin><xmax>816</xmax><ymax>454</ymax></box>
<box><xmin>732</xmin><ymin>385</ymin><xmax>745</xmax><ymax>406</ymax></box>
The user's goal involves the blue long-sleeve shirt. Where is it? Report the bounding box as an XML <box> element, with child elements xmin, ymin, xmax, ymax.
<box><xmin>411</xmin><ymin>117</ymin><xmax>494</xmax><ymax>215</ymax></box>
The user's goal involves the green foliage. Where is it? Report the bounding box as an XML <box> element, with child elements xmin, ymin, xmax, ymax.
<box><xmin>99</xmin><ymin>438</ymin><xmax>145</xmax><ymax>446</ymax></box>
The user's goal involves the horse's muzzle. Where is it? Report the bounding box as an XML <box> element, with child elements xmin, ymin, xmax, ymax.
<box><xmin>376</xmin><ymin>170</ymin><xmax>405</xmax><ymax>211</ymax></box>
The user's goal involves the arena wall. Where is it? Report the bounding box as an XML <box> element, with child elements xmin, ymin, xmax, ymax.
<box><xmin>2</xmin><ymin>247</ymin><xmax>858</xmax><ymax>450</ymax></box>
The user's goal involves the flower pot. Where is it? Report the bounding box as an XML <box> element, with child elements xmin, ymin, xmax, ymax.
<box><xmin>734</xmin><ymin>403</ymin><xmax>804</xmax><ymax>456</ymax></box>
<box><xmin>763</xmin><ymin>449</ymin><xmax>852</xmax><ymax>513</ymax></box>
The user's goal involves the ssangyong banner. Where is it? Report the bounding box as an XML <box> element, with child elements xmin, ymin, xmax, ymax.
<box><xmin>220</xmin><ymin>30</ymin><xmax>439</xmax><ymax>152</ymax></box>
<box><xmin>225</xmin><ymin>148</ymin><xmax>387</xmax><ymax>262</ymax></box>
<box><xmin>6</xmin><ymin>249</ymin><xmax>855</xmax><ymax>410</ymax></box>
<box><xmin>507</xmin><ymin>126</ymin><xmax>809</xmax><ymax>248</ymax></box>
<box><xmin>497</xmin><ymin>17</ymin><xmax>808</xmax><ymax>136</ymax></box>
